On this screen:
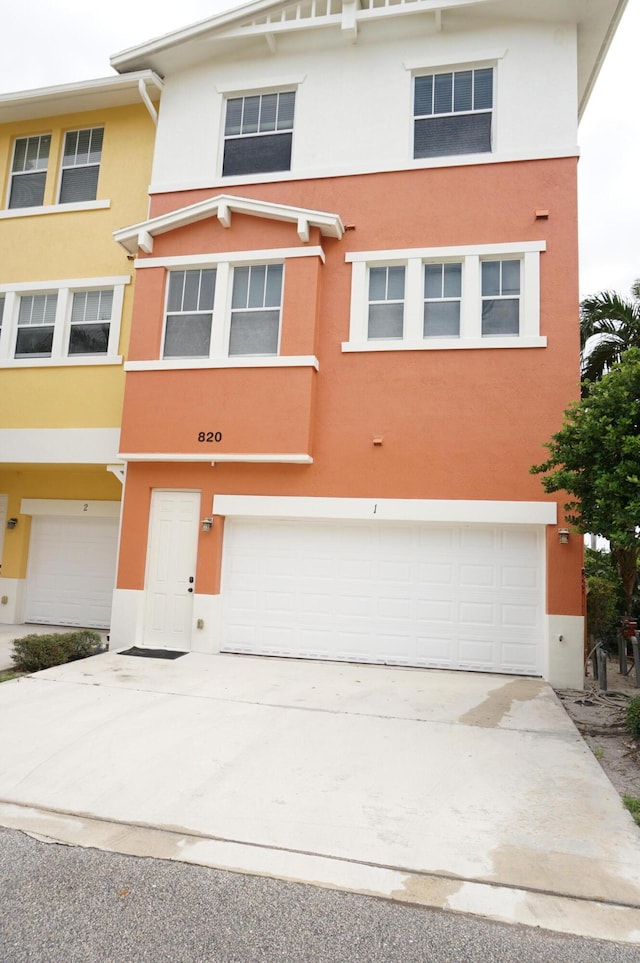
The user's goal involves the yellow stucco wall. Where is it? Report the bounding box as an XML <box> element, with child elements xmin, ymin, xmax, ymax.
<box><xmin>0</xmin><ymin>467</ymin><xmax>121</xmax><ymax>579</ymax></box>
<box><xmin>0</xmin><ymin>102</ymin><xmax>155</xmax><ymax>429</ymax></box>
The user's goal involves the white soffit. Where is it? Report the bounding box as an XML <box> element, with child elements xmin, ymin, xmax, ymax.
<box><xmin>0</xmin><ymin>71</ymin><xmax>163</xmax><ymax>125</ymax></box>
<box><xmin>114</xmin><ymin>194</ymin><xmax>345</xmax><ymax>254</ymax></box>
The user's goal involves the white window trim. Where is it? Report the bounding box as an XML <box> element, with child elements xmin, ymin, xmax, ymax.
<box><xmin>159</xmin><ymin>260</ymin><xmax>286</xmax><ymax>365</ymax></box>
<box><xmin>0</xmin><ymin>200</ymin><xmax>111</xmax><ymax>220</ymax></box>
<box><xmin>7</xmin><ymin>133</ymin><xmax>51</xmax><ymax>211</ymax></box>
<box><xmin>218</xmin><ymin>81</ymin><xmax>302</xmax><ymax>179</ymax></box>
<box><xmin>409</xmin><ymin>57</ymin><xmax>501</xmax><ymax>162</ymax></box>
<box><xmin>56</xmin><ymin>126</ymin><xmax>104</xmax><ymax>205</ymax></box>
<box><xmin>0</xmin><ymin>276</ymin><xmax>129</xmax><ymax>367</ymax></box>
<box><xmin>343</xmin><ymin>242</ymin><xmax>546</xmax><ymax>353</ymax></box>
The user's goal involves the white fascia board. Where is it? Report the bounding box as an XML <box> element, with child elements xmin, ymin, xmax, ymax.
<box><xmin>114</xmin><ymin>194</ymin><xmax>344</xmax><ymax>254</ymax></box>
<box><xmin>0</xmin><ymin>429</ymin><xmax>121</xmax><ymax>465</ymax></box>
<box><xmin>0</xmin><ymin>276</ymin><xmax>130</xmax><ymax>293</ymax></box>
<box><xmin>125</xmin><ymin>356</ymin><xmax>319</xmax><ymax>371</ymax></box>
<box><xmin>118</xmin><ymin>452</ymin><xmax>313</xmax><ymax>464</ymax></box>
<box><xmin>21</xmin><ymin>499</ymin><xmax>121</xmax><ymax>518</ymax></box>
<box><xmin>0</xmin><ymin>71</ymin><xmax>163</xmax><ymax>124</ymax></box>
<box><xmin>212</xmin><ymin>495</ymin><xmax>558</xmax><ymax>525</ymax></box>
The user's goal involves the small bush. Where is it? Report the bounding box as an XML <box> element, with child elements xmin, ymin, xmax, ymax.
<box><xmin>626</xmin><ymin>696</ymin><xmax>640</xmax><ymax>740</ymax></box>
<box><xmin>11</xmin><ymin>631</ymin><xmax>103</xmax><ymax>673</ymax></box>
<box><xmin>623</xmin><ymin>796</ymin><xmax>640</xmax><ymax>827</ymax></box>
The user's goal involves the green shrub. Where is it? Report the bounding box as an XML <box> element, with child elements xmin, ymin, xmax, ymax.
<box><xmin>626</xmin><ymin>696</ymin><xmax>640</xmax><ymax>740</ymax></box>
<box><xmin>11</xmin><ymin>631</ymin><xmax>103</xmax><ymax>673</ymax></box>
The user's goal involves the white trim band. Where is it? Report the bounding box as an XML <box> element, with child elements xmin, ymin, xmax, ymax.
<box><xmin>212</xmin><ymin>495</ymin><xmax>558</xmax><ymax>525</ymax></box>
<box><xmin>125</xmin><ymin>356</ymin><xmax>319</xmax><ymax>372</ymax></box>
<box><xmin>134</xmin><ymin>247</ymin><xmax>326</xmax><ymax>269</ymax></box>
<box><xmin>118</xmin><ymin>453</ymin><xmax>313</xmax><ymax>464</ymax></box>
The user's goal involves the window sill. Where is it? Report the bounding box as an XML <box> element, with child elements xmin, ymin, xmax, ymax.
<box><xmin>0</xmin><ymin>200</ymin><xmax>111</xmax><ymax>220</ymax></box>
<box><xmin>341</xmin><ymin>337</ymin><xmax>547</xmax><ymax>353</ymax></box>
<box><xmin>125</xmin><ymin>355</ymin><xmax>319</xmax><ymax>371</ymax></box>
<box><xmin>0</xmin><ymin>355</ymin><xmax>122</xmax><ymax>368</ymax></box>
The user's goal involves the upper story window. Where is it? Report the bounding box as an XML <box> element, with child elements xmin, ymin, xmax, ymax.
<box><xmin>230</xmin><ymin>264</ymin><xmax>283</xmax><ymax>355</ymax></box>
<box><xmin>344</xmin><ymin>242</ymin><xmax>545</xmax><ymax>353</ymax></box>
<box><xmin>0</xmin><ymin>277</ymin><xmax>128</xmax><ymax>367</ymax></box>
<box><xmin>481</xmin><ymin>260</ymin><xmax>520</xmax><ymax>335</ymax></box>
<box><xmin>15</xmin><ymin>293</ymin><xmax>57</xmax><ymax>358</ymax></box>
<box><xmin>8</xmin><ymin>134</ymin><xmax>51</xmax><ymax>209</ymax></box>
<box><xmin>223</xmin><ymin>91</ymin><xmax>295</xmax><ymax>177</ymax></box>
<box><xmin>59</xmin><ymin>128</ymin><xmax>104</xmax><ymax>204</ymax></box>
<box><xmin>163</xmin><ymin>269</ymin><xmax>217</xmax><ymax>358</ymax></box>
<box><xmin>414</xmin><ymin>68</ymin><xmax>493</xmax><ymax>159</ymax></box>
<box><xmin>367</xmin><ymin>266</ymin><xmax>405</xmax><ymax>340</ymax></box>
<box><xmin>163</xmin><ymin>263</ymin><xmax>284</xmax><ymax>360</ymax></box>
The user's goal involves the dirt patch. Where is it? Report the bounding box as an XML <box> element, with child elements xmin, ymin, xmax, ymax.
<box><xmin>556</xmin><ymin>668</ymin><xmax>640</xmax><ymax>799</ymax></box>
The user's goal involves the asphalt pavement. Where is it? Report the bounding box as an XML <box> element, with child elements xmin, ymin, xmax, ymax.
<box><xmin>2</xmin><ymin>827</ymin><xmax>639</xmax><ymax>963</ymax></box>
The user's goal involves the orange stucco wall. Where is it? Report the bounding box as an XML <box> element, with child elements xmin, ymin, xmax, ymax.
<box><xmin>117</xmin><ymin>158</ymin><xmax>582</xmax><ymax>616</ymax></box>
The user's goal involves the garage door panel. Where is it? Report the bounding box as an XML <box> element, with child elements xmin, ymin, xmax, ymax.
<box><xmin>221</xmin><ymin>519</ymin><xmax>544</xmax><ymax>675</ymax></box>
<box><xmin>25</xmin><ymin>515</ymin><xmax>118</xmax><ymax>629</ymax></box>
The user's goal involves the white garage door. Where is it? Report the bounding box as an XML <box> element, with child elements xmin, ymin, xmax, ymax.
<box><xmin>24</xmin><ymin>515</ymin><xmax>119</xmax><ymax>629</ymax></box>
<box><xmin>221</xmin><ymin>518</ymin><xmax>545</xmax><ymax>675</ymax></box>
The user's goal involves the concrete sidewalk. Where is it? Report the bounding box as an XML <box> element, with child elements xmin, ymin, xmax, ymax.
<box><xmin>1</xmin><ymin>652</ymin><xmax>639</xmax><ymax>944</ymax></box>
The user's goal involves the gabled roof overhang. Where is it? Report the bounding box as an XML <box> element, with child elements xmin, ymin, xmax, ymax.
<box><xmin>109</xmin><ymin>0</ymin><xmax>628</xmax><ymax>119</ymax></box>
<box><xmin>113</xmin><ymin>193</ymin><xmax>345</xmax><ymax>254</ymax></box>
<box><xmin>0</xmin><ymin>71</ymin><xmax>163</xmax><ymax>125</ymax></box>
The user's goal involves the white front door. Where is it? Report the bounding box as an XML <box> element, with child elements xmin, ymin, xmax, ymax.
<box><xmin>143</xmin><ymin>490</ymin><xmax>200</xmax><ymax>650</ymax></box>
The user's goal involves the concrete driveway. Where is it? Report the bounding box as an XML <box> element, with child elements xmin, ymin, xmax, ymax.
<box><xmin>1</xmin><ymin>652</ymin><xmax>639</xmax><ymax>944</ymax></box>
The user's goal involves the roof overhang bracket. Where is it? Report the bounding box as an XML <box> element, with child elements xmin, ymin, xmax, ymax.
<box><xmin>342</xmin><ymin>0</ymin><xmax>358</xmax><ymax>42</ymax></box>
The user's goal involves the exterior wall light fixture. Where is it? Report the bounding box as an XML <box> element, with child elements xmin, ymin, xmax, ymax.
<box><xmin>201</xmin><ymin>517</ymin><xmax>213</xmax><ymax>532</ymax></box>
<box><xmin>6</xmin><ymin>518</ymin><xmax>18</xmax><ymax>530</ymax></box>
<box><xmin>558</xmin><ymin>528</ymin><xmax>570</xmax><ymax>544</ymax></box>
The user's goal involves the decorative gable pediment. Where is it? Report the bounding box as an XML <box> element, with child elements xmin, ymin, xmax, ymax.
<box><xmin>113</xmin><ymin>194</ymin><xmax>345</xmax><ymax>254</ymax></box>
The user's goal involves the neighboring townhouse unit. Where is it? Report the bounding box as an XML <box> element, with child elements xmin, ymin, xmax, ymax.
<box><xmin>0</xmin><ymin>73</ymin><xmax>161</xmax><ymax>629</ymax></box>
<box><xmin>106</xmin><ymin>0</ymin><xmax>624</xmax><ymax>688</ymax></box>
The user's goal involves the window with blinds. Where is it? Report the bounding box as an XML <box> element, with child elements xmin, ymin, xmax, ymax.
<box><xmin>59</xmin><ymin>128</ymin><xmax>104</xmax><ymax>204</ymax></box>
<box><xmin>8</xmin><ymin>135</ymin><xmax>51</xmax><ymax>209</ymax></box>
<box><xmin>68</xmin><ymin>289</ymin><xmax>114</xmax><ymax>354</ymax></box>
<box><xmin>223</xmin><ymin>91</ymin><xmax>295</xmax><ymax>177</ymax></box>
<box><xmin>15</xmin><ymin>293</ymin><xmax>58</xmax><ymax>357</ymax></box>
<box><xmin>414</xmin><ymin>68</ymin><xmax>493</xmax><ymax>159</ymax></box>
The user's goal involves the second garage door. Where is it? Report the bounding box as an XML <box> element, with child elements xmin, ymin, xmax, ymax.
<box><xmin>24</xmin><ymin>515</ymin><xmax>119</xmax><ymax>629</ymax></box>
<box><xmin>220</xmin><ymin>517</ymin><xmax>545</xmax><ymax>675</ymax></box>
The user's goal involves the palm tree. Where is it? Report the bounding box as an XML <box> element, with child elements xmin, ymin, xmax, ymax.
<box><xmin>580</xmin><ymin>279</ymin><xmax>640</xmax><ymax>392</ymax></box>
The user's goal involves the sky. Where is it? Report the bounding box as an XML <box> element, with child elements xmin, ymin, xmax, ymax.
<box><xmin>0</xmin><ymin>0</ymin><xmax>638</xmax><ymax>300</ymax></box>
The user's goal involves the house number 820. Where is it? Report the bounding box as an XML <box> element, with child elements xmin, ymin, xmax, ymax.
<box><xmin>198</xmin><ymin>431</ymin><xmax>222</xmax><ymax>443</ymax></box>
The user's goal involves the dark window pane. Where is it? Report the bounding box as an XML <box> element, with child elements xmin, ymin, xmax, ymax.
<box><xmin>88</xmin><ymin>128</ymin><xmax>104</xmax><ymax>164</ymax></box>
<box><xmin>68</xmin><ymin>322</ymin><xmax>110</xmax><ymax>354</ymax></box>
<box><xmin>225</xmin><ymin>98</ymin><xmax>243</xmax><ymax>136</ymax></box>
<box><xmin>414</xmin><ymin>75</ymin><xmax>433</xmax><ymax>116</ymax></box>
<box><xmin>424</xmin><ymin>301</ymin><xmax>460</xmax><ymax>337</ymax></box>
<box><xmin>223</xmin><ymin>132</ymin><xmax>293</xmax><ymax>176</ymax></box>
<box><xmin>474</xmin><ymin>68</ymin><xmax>493</xmax><ymax>110</ymax></box>
<box><xmin>368</xmin><ymin>267</ymin><xmax>388</xmax><ymax>301</ymax></box>
<box><xmin>265</xmin><ymin>264</ymin><xmax>283</xmax><ymax>307</ymax></box>
<box><xmin>482</xmin><ymin>261</ymin><xmax>500</xmax><ymax>296</ymax></box>
<box><xmin>59</xmin><ymin>165</ymin><xmax>99</xmax><ymax>203</ymax></box>
<box><xmin>163</xmin><ymin>314</ymin><xmax>212</xmax><ymax>357</ymax></box>
<box><xmin>276</xmin><ymin>91</ymin><xmax>295</xmax><ymax>130</ymax></box>
<box><xmin>199</xmin><ymin>270</ymin><xmax>216</xmax><ymax>311</ymax></box>
<box><xmin>368</xmin><ymin>302</ymin><xmax>404</xmax><ymax>340</ymax></box>
<box><xmin>387</xmin><ymin>266</ymin><xmax>405</xmax><ymax>300</ymax></box>
<box><xmin>182</xmin><ymin>270</ymin><xmax>202</xmax><ymax>312</ymax></box>
<box><xmin>9</xmin><ymin>171</ymin><xmax>46</xmax><ymax>208</ymax></box>
<box><xmin>482</xmin><ymin>299</ymin><xmax>519</xmax><ymax>335</ymax></box>
<box><xmin>248</xmin><ymin>265</ymin><xmax>266</xmax><ymax>308</ymax></box>
<box><xmin>242</xmin><ymin>96</ymin><xmax>260</xmax><ymax>134</ymax></box>
<box><xmin>453</xmin><ymin>71</ymin><xmax>473</xmax><ymax>112</ymax></box>
<box><xmin>232</xmin><ymin>267</ymin><xmax>250</xmax><ymax>309</ymax></box>
<box><xmin>260</xmin><ymin>93</ymin><xmax>278</xmax><ymax>132</ymax></box>
<box><xmin>229</xmin><ymin>310</ymin><xmax>279</xmax><ymax>355</ymax></box>
<box><xmin>12</xmin><ymin>138</ymin><xmax>27</xmax><ymax>171</ymax></box>
<box><xmin>15</xmin><ymin>326</ymin><xmax>53</xmax><ymax>357</ymax></box>
<box><xmin>75</xmin><ymin>129</ymin><xmax>91</xmax><ymax>164</ymax></box>
<box><xmin>167</xmin><ymin>272</ymin><xmax>185</xmax><ymax>312</ymax></box>
<box><xmin>433</xmin><ymin>72</ymin><xmax>453</xmax><ymax>114</ymax></box>
<box><xmin>424</xmin><ymin>263</ymin><xmax>443</xmax><ymax>299</ymax></box>
<box><xmin>414</xmin><ymin>112</ymin><xmax>492</xmax><ymax>158</ymax></box>
<box><xmin>443</xmin><ymin>262</ymin><xmax>462</xmax><ymax>297</ymax></box>
<box><xmin>502</xmin><ymin>260</ymin><xmax>521</xmax><ymax>295</ymax></box>
<box><xmin>63</xmin><ymin>130</ymin><xmax>78</xmax><ymax>165</ymax></box>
